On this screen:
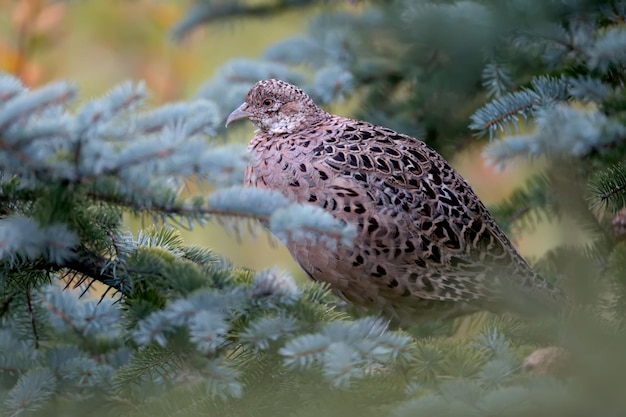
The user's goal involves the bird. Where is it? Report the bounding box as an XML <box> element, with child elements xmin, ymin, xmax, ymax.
<box><xmin>226</xmin><ymin>79</ymin><xmax>563</xmax><ymax>324</ymax></box>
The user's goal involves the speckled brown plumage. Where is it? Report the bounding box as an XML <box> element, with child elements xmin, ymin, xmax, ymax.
<box><xmin>226</xmin><ymin>79</ymin><xmax>562</xmax><ymax>324</ymax></box>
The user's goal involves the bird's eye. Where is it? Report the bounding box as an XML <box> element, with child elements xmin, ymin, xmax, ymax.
<box><xmin>263</xmin><ymin>98</ymin><xmax>274</xmax><ymax>106</ymax></box>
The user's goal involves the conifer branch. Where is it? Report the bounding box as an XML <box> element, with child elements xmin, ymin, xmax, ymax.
<box><xmin>25</xmin><ymin>290</ymin><xmax>40</xmax><ymax>349</ymax></box>
<box><xmin>598</xmin><ymin>183</ymin><xmax>626</xmax><ymax>206</ymax></box>
<box><xmin>43</xmin><ymin>299</ymin><xmax>85</xmax><ymax>337</ymax></box>
<box><xmin>588</xmin><ymin>163</ymin><xmax>626</xmax><ymax>211</ymax></box>
<box><xmin>0</xmin><ymin>365</ymin><xmax>27</xmax><ymax>374</ymax></box>
<box><xmin>57</xmin><ymin>248</ymin><xmax>130</xmax><ymax>294</ymax></box>
<box><xmin>171</xmin><ymin>1</ymin><xmax>319</xmax><ymax>41</ymax></box>
<box><xmin>0</xmin><ymin>293</ymin><xmax>16</xmax><ymax>317</ymax></box>
<box><xmin>0</xmin><ymin>82</ymin><xmax>77</xmax><ymax>132</ymax></box>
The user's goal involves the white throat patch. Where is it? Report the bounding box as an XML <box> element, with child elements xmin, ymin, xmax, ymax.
<box><xmin>266</xmin><ymin>112</ymin><xmax>307</xmax><ymax>134</ymax></box>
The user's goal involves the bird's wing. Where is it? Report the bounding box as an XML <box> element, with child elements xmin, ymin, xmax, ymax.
<box><xmin>310</xmin><ymin>117</ymin><xmax>554</xmax><ymax>303</ymax></box>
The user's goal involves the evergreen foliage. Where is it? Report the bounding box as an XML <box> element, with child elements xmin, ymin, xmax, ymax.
<box><xmin>3</xmin><ymin>0</ymin><xmax>626</xmax><ymax>415</ymax></box>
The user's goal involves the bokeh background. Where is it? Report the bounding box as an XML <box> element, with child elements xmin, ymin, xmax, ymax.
<box><xmin>0</xmin><ymin>0</ymin><xmax>579</xmax><ymax>280</ymax></box>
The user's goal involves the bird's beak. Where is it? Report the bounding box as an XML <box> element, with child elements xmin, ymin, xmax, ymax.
<box><xmin>225</xmin><ymin>102</ymin><xmax>252</xmax><ymax>127</ymax></box>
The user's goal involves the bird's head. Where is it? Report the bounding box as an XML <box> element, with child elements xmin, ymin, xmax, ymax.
<box><xmin>225</xmin><ymin>79</ymin><xmax>329</xmax><ymax>134</ymax></box>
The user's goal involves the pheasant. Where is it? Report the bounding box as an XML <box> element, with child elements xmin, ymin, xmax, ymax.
<box><xmin>226</xmin><ymin>79</ymin><xmax>563</xmax><ymax>324</ymax></box>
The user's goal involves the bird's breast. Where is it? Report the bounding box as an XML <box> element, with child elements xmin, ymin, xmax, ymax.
<box><xmin>245</xmin><ymin>133</ymin><xmax>326</xmax><ymax>200</ymax></box>
<box><xmin>244</xmin><ymin>131</ymin><xmax>365</xmax><ymax>278</ymax></box>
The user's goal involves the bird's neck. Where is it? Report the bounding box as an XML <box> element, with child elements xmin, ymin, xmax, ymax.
<box><xmin>262</xmin><ymin>108</ymin><xmax>331</xmax><ymax>135</ymax></box>
<box><xmin>266</xmin><ymin>113</ymin><xmax>309</xmax><ymax>135</ymax></box>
